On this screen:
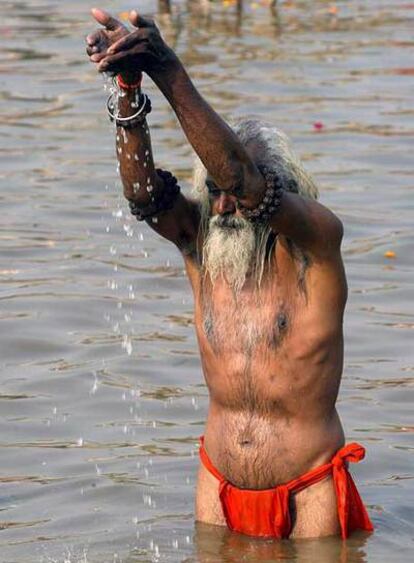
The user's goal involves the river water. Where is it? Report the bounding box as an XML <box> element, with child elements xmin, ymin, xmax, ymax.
<box><xmin>0</xmin><ymin>1</ymin><xmax>413</xmax><ymax>561</ymax></box>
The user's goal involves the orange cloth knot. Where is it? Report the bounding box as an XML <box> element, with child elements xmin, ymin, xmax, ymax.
<box><xmin>199</xmin><ymin>437</ymin><xmax>373</xmax><ymax>539</ymax></box>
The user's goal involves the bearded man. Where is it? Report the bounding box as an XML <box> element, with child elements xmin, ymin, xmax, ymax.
<box><xmin>86</xmin><ymin>8</ymin><xmax>373</xmax><ymax>539</ymax></box>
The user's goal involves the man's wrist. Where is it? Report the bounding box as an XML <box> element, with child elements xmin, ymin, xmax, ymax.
<box><xmin>118</xmin><ymin>71</ymin><xmax>143</xmax><ymax>89</ymax></box>
<box><xmin>149</xmin><ymin>50</ymin><xmax>182</xmax><ymax>85</ymax></box>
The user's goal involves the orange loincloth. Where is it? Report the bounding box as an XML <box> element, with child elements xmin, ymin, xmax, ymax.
<box><xmin>199</xmin><ymin>436</ymin><xmax>374</xmax><ymax>539</ymax></box>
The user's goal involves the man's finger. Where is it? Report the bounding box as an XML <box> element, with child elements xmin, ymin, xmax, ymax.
<box><xmin>86</xmin><ymin>45</ymin><xmax>99</xmax><ymax>56</ymax></box>
<box><xmin>86</xmin><ymin>30</ymin><xmax>102</xmax><ymax>46</ymax></box>
<box><xmin>91</xmin><ymin>7</ymin><xmax>120</xmax><ymax>31</ymax></box>
<box><xmin>90</xmin><ymin>52</ymin><xmax>107</xmax><ymax>63</ymax></box>
<box><xmin>98</xmin><ymin>51</ymin><xmax>130</xmax><ymax>72</ymax></box>
<box><xmin>129</xmin><ymin>10</ymin><xmax>154</xmax><ymax>29</ymax></box>
<box><xmin>107</xmin><ymin>31</ymin><xmax>145</xmax><ymax>55</ymax></box>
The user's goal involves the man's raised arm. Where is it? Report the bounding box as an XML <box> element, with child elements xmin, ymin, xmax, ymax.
<box><xmin>98</xmin><ymin>10</ymin><xmax>266</xmax><ymax>197</ymax></box>
<box><xmin>86</xmin><ymin>9</ymin><xmax>199</xmax><ymax>254</ymax></box>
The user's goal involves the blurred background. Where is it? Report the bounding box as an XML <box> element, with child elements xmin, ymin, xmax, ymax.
<box><xmin>0</xmin><ymin>1</ymin><xmax>413</xmax><ymax>561</ymax></box>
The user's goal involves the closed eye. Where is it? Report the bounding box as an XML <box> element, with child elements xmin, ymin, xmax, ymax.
<box><xmin>230</xmin><ymin>184</ymin><xmax>243</xmax><ymax>197</ymax></box>
<box><xmin>209</xmin><ymin>190</ymin><xmax>221</xmax><ymax>198</ymax></box>
<box><xmin>206</xmin><ymin>181</ymin><xmax>221</xmax><ymax>198</ymax></box>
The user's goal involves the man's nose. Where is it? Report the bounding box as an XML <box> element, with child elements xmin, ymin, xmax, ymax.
<box><xmin>217</xmin><ymin>192</ymin><xmax>236</xmax><ymax>215</ymax></box>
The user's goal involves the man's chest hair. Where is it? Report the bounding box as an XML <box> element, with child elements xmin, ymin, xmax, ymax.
<box><xmin>194</xmin><ymin>238</ymin><xmax>310</xmax><ymax>353</ymax></box>
<box><xmin>201</xmin><ymin>283</ymin><xmax>294</xmax><ymax>354</ymax></box>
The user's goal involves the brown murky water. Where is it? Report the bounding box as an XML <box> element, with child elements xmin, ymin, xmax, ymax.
<box><xmin>0</xmin><ymin>1</ymin><xmax>413</xmax><ymax>561</ymax></box>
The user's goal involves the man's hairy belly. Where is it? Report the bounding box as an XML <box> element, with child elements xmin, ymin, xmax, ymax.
<box><xmin>203</xmin><ymin>406</ymin><xmax>344</xmax><ymax>489</ymax></box>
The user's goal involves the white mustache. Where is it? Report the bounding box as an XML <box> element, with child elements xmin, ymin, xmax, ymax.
<box><xmin>212</xmin><ymin>214</ymin><xmax>248</xmax><ymax>230</ymax></box>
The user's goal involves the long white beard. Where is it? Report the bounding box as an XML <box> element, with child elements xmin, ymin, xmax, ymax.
<box><xmin>203</xmin><ymin>215</ymin><xmax>257</xmax><ymax>293</ymax></box>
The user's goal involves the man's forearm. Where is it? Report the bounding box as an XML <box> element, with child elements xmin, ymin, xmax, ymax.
<box><xmin>116</xmin><ymin>89</ymin><xmax>163</xmax><ymax>205</ymax></box>
<box><xmin>151</xmin><ymin>59</ymin><xmax>258</xmax><ymax>191</ymax></box>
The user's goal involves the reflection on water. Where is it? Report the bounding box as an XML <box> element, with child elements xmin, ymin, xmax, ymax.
<box><xmin>188</xmin><ymin>522</ymin><xmax>370</xmax><ymax>563</ymax></box>
<box><xmin>0</xmin><ymin>0</ymin><xmax>413</xmax><ymax>561</ymax></box>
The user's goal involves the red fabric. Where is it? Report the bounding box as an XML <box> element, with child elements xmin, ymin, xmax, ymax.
<box><xmin>199</xmin><ymin>437</ymin><xmax>374</xmax><ymax>539</ymax></box>
<box><xmin>117</xmin><ymin>73</ymin><xmax>143</xmax><ymax>90</ymax></box>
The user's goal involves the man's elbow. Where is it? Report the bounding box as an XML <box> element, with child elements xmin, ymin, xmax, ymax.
<box><xmin>323</xmin><ymin>213</ymin><xmax>344</xmax><ymax>254</ymax></box>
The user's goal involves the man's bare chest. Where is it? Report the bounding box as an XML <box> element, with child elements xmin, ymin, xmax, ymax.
<box><xmin>196</xmin><ymin>280</ymin><xmax>296</xmax><ymax>356</ymax></box>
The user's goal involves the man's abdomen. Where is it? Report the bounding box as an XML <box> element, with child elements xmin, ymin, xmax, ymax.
<box><xmin>196</xmin><ymin>406</ymin><xmax>344</xmax><ymax>537</ymax></box>
<box><xmin>203</xmin><ymin>405</ymin><xmax>344</xmax><ymax>489</ymax></box>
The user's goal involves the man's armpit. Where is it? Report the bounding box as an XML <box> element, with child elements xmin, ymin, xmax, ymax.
<box><xmin>282</xmin><ymin>236</ymin><xmax>311</xmax><ymax>298</ymax></box>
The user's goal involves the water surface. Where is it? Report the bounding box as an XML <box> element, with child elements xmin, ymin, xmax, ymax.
<box><xmin>0</xmin><ymin>0</ymin><xmax>413</xmax><ymax>561</ymax></box>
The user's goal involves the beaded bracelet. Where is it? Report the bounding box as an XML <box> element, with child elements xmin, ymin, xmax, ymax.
<box><xmin>237</xmin><ymin>165</ymin><xmax>283</xmax><ymax>223</ymax></box>
<box><xmin>128</xmin><ymin>169</ymin><xmax>181</xmax><ymax>221</ymax></box>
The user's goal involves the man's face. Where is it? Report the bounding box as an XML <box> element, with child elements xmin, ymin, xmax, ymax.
<box><xmin>202</xmin><ymin>141</ymin><xmax>265</xmax><ymax>292</ymax></box>
<box><xmin>206</xmin><ymin>139</ymin><xmax>261</xmax><ymax>219</ymax></box>
<box><xmin>206</xmin><ymin>177</ymin><xmax>240</xmax><ymax>219</ymax></box>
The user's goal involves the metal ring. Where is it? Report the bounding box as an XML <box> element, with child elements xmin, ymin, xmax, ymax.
<box><xmin>107</xmin><ymin>92</ymin><xmax>149</xmax><ymax>123</ymax></box>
